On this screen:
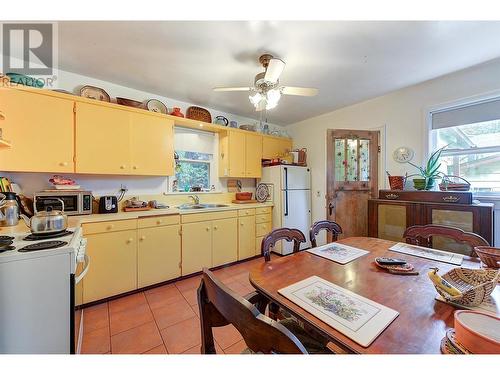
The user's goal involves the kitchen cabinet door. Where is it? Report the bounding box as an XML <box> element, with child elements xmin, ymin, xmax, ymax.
<box><xmin>181</xmin><ymin>221</ymin><xmax>213</xmax><ymax>276</ymax></box>
<box><xmin>262</xmin><ymin>137</ymin><xmax>293</xmax><ymax>159</ymax></box>
<box><xmin>228</xmin><ymin>131</ymin><xmax>246</xmax><ymax>177</ymax></box>
<box><xmin>83</xmin><ymin>230</ymin><xmax>137</xmax><ymax>303</ymax></box>
<box><xmin>130</xmin><ymin>113</ymin><xmax>174</xmax><ymax>176</ymax></box>
<box><xmin>0</xmin><ymin>89</ymin><xmax>74</xmax><ymax>172</ymax></box>
<box><xmin>238</xmin><ymin>215</ymin><xmax>256</xmax><ymax>260</ymax></box>
<box><xmin>245</xmin><ymin>133</ymin><xmax>263</xmax><ymax>178</ymax></box>
<box><xmin>75</xmin><ymin>102</ymin><xmax>131</xmax><ymax>174</ymax></box>
<box><xmin>138</xmin><ymin>225</ymin><xmax>181</xmax><ymax>288</ymax></box>
<box><xmin>212</xmin><ymin>217</ymin><xmax>238</xmax><ymax>267</ymax></box>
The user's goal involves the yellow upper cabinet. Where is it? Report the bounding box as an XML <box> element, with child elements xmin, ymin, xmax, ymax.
<box><xmin>75</xmin><ymin>102</ymin><xmax>131</xmax><ymax>174</ymax></box>
<box><xmin>0</xmin><ymin>88</ymin><xmax>74</xmax><ymax>172</ymax></box>
<box><xmin>75</xmin><ymin>102</ymin><xmax>175</xmax><ymax>176</ymax></box>
<box><xmin>262</xmin><ymin>137</ymin><xmax>293</xmax><ymax>160</ymax></box>
<box><xmin>129</xmin><ymin>113</ymin><xmax>174</xmax><ymax>176</ymax></box>
<box><xmin>219</xmin><ymin>130</ymin><xmax>263</xmax><ymax>178</ymax></box>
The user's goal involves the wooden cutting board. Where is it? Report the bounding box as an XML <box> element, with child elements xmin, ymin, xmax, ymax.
<box><xmin>232</xmin><ymin>199</ymin><xmax>258</xmax><ymax>204</ymax></box>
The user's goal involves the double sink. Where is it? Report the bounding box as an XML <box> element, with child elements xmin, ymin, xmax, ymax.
<box><xmin>177</xmin><ymin>203</ymin><xmax>229</xmax><ymax>210</ymax></box>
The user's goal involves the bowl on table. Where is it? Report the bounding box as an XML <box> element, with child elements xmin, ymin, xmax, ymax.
<box><xmin>454</xmin><ymin>310</ymin><xmax>500</xmax><ymax>354</ymax></box>
<box><xmin>474</xmin><ymin>246</ymin><xmax>500</xmax><ymax>269</ymax></box>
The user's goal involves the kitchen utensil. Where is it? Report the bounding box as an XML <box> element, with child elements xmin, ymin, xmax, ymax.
<box><xmin>20</xmin><ymin>198</ymin><xmax>68</xmax><ymax>235</ymax></box>
<box><xmin>98</xmin><ymin>196</ymin><xmax>118</xmax><ymax>214</ymax></box>
<box><xmin>116</xmin><ymin>97</ymin><xmax>145</xmax><ymax>109</ymax></box>
<box><xmin>145</xmin><ymin>99</ymin><xmax>168</xmax><ymax>114</ymax></box>
<box><xmin>255</xmin><ymin>183</ymin><xmax>270</xmax><ymax>202</ymax></box>
<box><xmin>80</xmin><ymin>85</ymin><xmax>110</xmax><ymax>102</ymax></box>
<box><xmin>431</xmin><ymin>267</ymin><xmax>499</xmax><ymax>307</ymax></box>
<box><xmin>213</xmin><ymin>116</ymin><xmax>228</xmax><ymax>126</ymax></box>
<box><xmin>454</xmin><ymin>310</ymin><xmax>500</xmax><ymax>354</ymax></box>
<box><xmin>473</xmin><ymin>246</ymin><xmax>500</xmax><ymax>269</ymax></box>
<box><xmin>235</xmin><ymin>192</ymin><xmax>252</xmax><ymax>201</ymax></box>
<box><xmin>0</xmin><ymin>192</ymin><xmax>20</xmax><ymax>226</ymax></box>
<box><xmin>239</xmin><ymin>124</ymin><xmax>256</xmax><ymax>132</ymax></box>
<box><xmin>186</xmin><ymin>106</ymin><xmax>212</xmax><ymax>123</ymax></box>
<box><xmin>6</xmin><ymin>73</ymin><xmax>44</xmax><ymax>88</ymax></box>
<box><xmin>170</xmin><ymin>107</ymin><xmax>185</xmax><ymax>117</ymax></box>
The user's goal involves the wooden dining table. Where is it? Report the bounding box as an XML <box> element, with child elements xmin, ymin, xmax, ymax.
<box><xmin>248</xmin><ymin>236</ymin><xmax>489</xmax><ymax>354</ymax></box>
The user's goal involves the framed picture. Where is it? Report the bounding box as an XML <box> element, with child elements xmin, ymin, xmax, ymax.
<box><xmin>307</xmin><ymin>242</ymin><xmax>368</xmax><ymax>264</ymax></box>
<box><xmin>278</xmin><ymin>276</ymin><xmax>399</xmax><ymax>347</ymax></box>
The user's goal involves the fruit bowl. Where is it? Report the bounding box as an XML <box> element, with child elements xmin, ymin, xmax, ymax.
<box><xmin>474</xmin><ymin>246</ymin><xmax>500</xmax><ymax>269</ymax></box>
<box><xmin>433</xmin><ymin>268</ymin><xmax>499</xmax><ymax>307</ymax></box>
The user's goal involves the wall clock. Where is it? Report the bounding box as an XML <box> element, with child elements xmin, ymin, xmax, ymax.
<box><xmin>392</xmin><ymin>146</ymin><xmax>415</xmax><ymax>163</ymax></box>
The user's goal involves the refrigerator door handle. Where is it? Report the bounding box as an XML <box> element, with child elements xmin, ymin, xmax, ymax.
<box><xmin>284</xmin><ymin>167</ymin><xmax>288</xmax><ymax>216</ymax></box>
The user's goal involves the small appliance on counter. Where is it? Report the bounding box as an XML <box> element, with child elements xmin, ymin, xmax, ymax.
<box><xmin>98</xmin><ymin>196</ymin><xmax>118</xmax><ymax>214</ymax></box>
<box><xmin>34</xmin><ymin>190</ymin><xmax>92</xmax><ymax>216</ymax></box>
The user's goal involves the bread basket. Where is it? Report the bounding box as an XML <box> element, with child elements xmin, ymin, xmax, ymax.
<box><xmin>186</xmin><ymin>106</ymin><xmax>212</xmax><ymax>123</ymax></box>
<box><xmin>434</xmin><ymin>268</ymin><xmax>499</xmax><ymax>307</ymax></box>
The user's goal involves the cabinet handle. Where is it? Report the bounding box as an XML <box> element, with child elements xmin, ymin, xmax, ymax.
<box><xmin>106</xmin><ymin>224</ymin><xmax>114</xmax><ymax>230</ymax></box>
<box><xmin>139</xmin><ymin>236</ymin><xmax>146</xmax><ymax>241</ymax></box>
<box><xmin>156</xmin><ymin>220</ymin><xmax>162</xmax><ymax>225</ymax></box>
<box><xmin>120</xmin><ymin>165</ymin><xmax>126</xmax><ymax>169</ymax></box>
<box><xmin>240</xmin><ymin>222</ymin><xmax>244</xmax><ymax>226</ymax></box>
<box><xmin>59</xmin><ymin>161</ymin><xmax>68</xmax><ymax>167</ymax></box>
<box><xmin>214</xmin><ymin>226</ymin><xmax>218</xmax><ymax>230</ymax></box>
<box><xmin>126</xmin><ymin>238</ymin><xmax>134</xmax><ymax>244</ymax></box>
<box><xmin>0</xmin><ymin>111</ymin><xmax>5</xmax><ymax>120</ymax></box>
<box><xmin>133</xmin><ymin>166</ymin><xmax>138</xmax><ymax>170</ymax></box>
<box><xmin>206</xmin><ymin>227</ymin><xmax>210</xmax><ymax>231</ymax></box>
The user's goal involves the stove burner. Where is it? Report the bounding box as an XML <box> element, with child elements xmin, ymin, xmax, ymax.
<box><xmin>18</xmin><ymin>240</ymin><xmax>68</xmax><ymax>252</ymax></box>
<box><xmin>0</xmin><ymin>235</ymin><xmax>15</xmax><ymax>241</ymax></box>
<box><xmin>23</xmin><ymin>230</ymin><xmax>73</xmax><ymax>241</ymax></box>
<box><xmin>0</xmin><ymin>245</ymin><xmax>16</xmax><ymax>253</ymax></box>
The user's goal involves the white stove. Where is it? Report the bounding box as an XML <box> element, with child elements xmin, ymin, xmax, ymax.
<box><xmin>0</xmin><ymin>227</ymin><xmax>88</xmax><ymax>354</ymax></box>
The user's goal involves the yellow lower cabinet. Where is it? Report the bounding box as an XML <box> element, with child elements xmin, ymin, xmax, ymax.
<box><xmin>83</xmin><ymin>230</ymin><xmax>137</xmax><ymax>303</ymax></box>
<box><xmin>181</xmin><ymin>221</ymin><xmax>213</xmax><ymax>276</ymax></box>
<box><xmin>138</xmin><ymin>225</ymin><xmax>181</xmax><ymax>288</ymax></box>
<box><xmin>212</xmin><ymin>217</ymin><xmax>238</xmax><ymax>267</ymax></box>
<box><xmin>238</xmin><ymin>215</ymin><xmax>256</xmax><ymax>260</ymax></box>
<box><xmin>255</xmin><ymin>236</ymin><xmax>264</xmax><ymax>256</ymax></box>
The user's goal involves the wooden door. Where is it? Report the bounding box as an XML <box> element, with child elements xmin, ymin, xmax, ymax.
<box><xmin>0</xmin><ymin>89</ymin><xmax>74</xmax><ymax>172</ymax></box>
<box><xmin>245</xmin><ymin>133</ymin><xmax>263</xmax><ymax>178</ymax></box>
<box><xmin>181</xmin><ymin>221</ymin><xmax>212</xmax><ymax>275</ymax></box>
<box><xmin>137</xmin><ymin>225</ymin><xmax>181</xmax><ymax>288</ymax></box>
<box><xmin>75</xmin><ymin>102</ymin><xmax>131</xmax><ymax>174</ymax></box>
<box><xmin>326</xmin><ymin>129</ymin><xmax>379</xmax><ymax>238</ymax></box>
<box><xmin>83</xmin><ymin>230</ymin><xmax>137</xmax><ymax>303</ymax></box>
<box><xmin>229</xmin><ymin>131</ymin><xmax>246</xmax><ymax>177</ymax></box>
<box><xmin>212</xmin><ymin>217</ymin><xmax>238</xmax><ymax>267</ymax></box>
<box><xmin>238</xmin><ymin>215</ymin><xmax>256</xmax><ymax>260</ymax></box>
<box><xmin>130</xmin><ymin>113</ymin><xmax>174</xmax><ymax>176</ymax></box>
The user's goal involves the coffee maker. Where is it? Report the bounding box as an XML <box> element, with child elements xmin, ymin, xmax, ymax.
<box><xmin>0</xmin><ymin>192</ymin><xmax>20</xmax><ymax>226</ymax></box>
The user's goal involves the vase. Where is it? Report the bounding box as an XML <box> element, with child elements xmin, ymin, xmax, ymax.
<box><xmin>171</xmin><ymin>107</ymin><xmax>184</xmax><ymax>118</ymax></box>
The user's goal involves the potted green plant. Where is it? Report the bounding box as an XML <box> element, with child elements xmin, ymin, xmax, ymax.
<box><xmin>407</xmin><ymin>146</ymin><xmax>446</xmax><ymax>190</ymax></box>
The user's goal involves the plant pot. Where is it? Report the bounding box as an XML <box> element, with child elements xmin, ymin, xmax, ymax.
<box><xmin>413</xmin><ymin>178</ymin><xmax>426</xmax><ymax>190</ymax></box>
<box><xmin>425</xmin><ymin>178</ymin><xmax>436</xmax><ymax>190</ymax></box>
<box><xmin>388</xmin><ymin>176</ymin><xmax>405</xmax><ymax>190</ymax></box>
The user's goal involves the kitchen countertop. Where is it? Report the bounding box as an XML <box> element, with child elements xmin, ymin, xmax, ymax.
<box><xmin>0</xmin><ymin>202</ymin><xmax>274</xmax><ymax>234</ymax></box>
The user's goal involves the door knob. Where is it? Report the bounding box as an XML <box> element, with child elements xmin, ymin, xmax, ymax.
<box><xmin>328</xmin><ymin>202</ymin><xmax>335</xmax><ymax>216</ymax></box>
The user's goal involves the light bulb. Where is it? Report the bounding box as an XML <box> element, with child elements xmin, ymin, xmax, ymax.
<box><xmin>265</xmin><ymin>89</ymin><xmax>281</xmax><ymax>110</ymax></box>
<box><xmin>249</xmin><ymin>92</ymin><xmax>263</xmax><ymax>107</ymax></box>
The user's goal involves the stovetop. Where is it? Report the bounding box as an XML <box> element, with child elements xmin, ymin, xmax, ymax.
<box><xmin>23</xmin><ymin>230</ymin><xmax>73</xmax><ymax>241</ymax></box>
<box><xmin>18</xmin><ymin>240</ymin><xmax>69</xmax><ymax>252</ymax></box>
<box><xmin>0</xmin><ymin>228</ymin><xmax>77</xmax><ymax>255</ymax></box>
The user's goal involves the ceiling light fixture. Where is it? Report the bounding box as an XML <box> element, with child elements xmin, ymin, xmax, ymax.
<box><xmin>249</xmin><ymin>88</ymin><xmax>281</xmax><ymax>111</ymax></box>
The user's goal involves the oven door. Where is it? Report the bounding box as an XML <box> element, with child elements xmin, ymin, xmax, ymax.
<box><xmin>74</xmin><ymin>242</ymin><xmax>89</xmax><ymax>354</ymax></box>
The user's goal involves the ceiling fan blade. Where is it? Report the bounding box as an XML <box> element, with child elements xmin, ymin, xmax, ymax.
<box><xmin>264</xmin><ymin>58</ymin><xmax>285</xmax><ymax>84</ymax></box>
<box><xmin>213</xmin><ymin>87</ymin><xmax>252</xmax><ymax>92</ymax></box>
<box><xmin>281</xmin><ymin>86</ymin><xmax>318</xmax><ymax>96</ymax></box>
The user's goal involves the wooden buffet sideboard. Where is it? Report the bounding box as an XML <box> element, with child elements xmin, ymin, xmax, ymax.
<box><xmin>368</xmin><ymin>190</ymin><xmax>494</xmax><ymax>253</ymax></box>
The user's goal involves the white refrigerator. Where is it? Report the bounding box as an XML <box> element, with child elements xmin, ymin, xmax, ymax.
<box><xmin>260</xmin><ymin>165</ymin><xmax>312</xmax><ymax>255</ymax></box>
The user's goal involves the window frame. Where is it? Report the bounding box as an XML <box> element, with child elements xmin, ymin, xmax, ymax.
<box><xmin>425</xmin><ymin>89</ymin><xmax>500</xmax><ymax>197</ymax></box>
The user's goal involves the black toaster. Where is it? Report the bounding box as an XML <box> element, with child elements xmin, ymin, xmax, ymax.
<box><xmin>98</xmin><ymin>196</ymin><xmax>118</xmax><ymax>214</ymax></box>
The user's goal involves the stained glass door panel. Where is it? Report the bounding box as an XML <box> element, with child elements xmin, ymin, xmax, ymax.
<box><xmin>333</xmin><ymin>136</ymin><xmax>371</xmax><ymax>183</ymax></box>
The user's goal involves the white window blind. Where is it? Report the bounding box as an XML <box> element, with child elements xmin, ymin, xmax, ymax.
<box><xmin>431</xmin><ymin>98</ymin><xmax>500</xmax><ymax>130</ymax></box>
<box><xmin>174</xmin><ymin>127</ymin><xmax>216</xmax><ymax>154</ymax></box>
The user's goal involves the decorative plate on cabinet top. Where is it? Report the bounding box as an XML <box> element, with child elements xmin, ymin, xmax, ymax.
<box><xmin>80</xmin><ymin>85</ymin><xmax>110</xmax><ymax>102</ymax></box>
<box><xmin>255</xmin><ymin>183</ymin><xmax>270</xmax><ymax>202</ymax></box>
<box><xmin>146</xmin><ymin>99</ymin><xmax>168</xmax><ymax>114</ymax></box>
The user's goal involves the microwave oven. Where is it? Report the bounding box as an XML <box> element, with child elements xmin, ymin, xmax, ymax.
<box><xmin>34</xmin><ymin>191</ymin><xmax>93</xmax><ymax>216</ymax></box>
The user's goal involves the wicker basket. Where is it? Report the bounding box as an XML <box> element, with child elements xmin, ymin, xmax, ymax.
<box><xmin>434</xmin><ymin>268</ymin><xmax>499</xmax><ymax>307</ymax></box>
<box><xmin>186</xmin><ymin>106</ymin><xmax>212</xmax><ymax>123</ymax></box>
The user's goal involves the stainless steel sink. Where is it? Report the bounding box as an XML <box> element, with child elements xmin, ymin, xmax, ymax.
<box><xmin>177</xmin><ymin>203</ymin><xmax>229</xmax><ymax>210</ymax></box>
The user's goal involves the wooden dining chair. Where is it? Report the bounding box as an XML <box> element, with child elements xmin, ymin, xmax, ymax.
<box><xmin>403</xmin><ymin>224</ymin><xmax>489</xmax><ymax>256</ymax></box>
<box><xmin>197</xmin><ymin>268</ymin><xmax>331</xmax><ymax>354</ymax></box>
<box><xmin>309</xmin><ymin>220</ymin><xmax>343</xmax><ymax>248</ymax></box>
<box><xmin>261</xmin><ymin>227</ymin><xmax>307</xmax><ymax>261</ymax></box>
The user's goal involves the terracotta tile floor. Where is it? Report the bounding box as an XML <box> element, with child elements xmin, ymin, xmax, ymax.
<box><xmin>81</xmin><ymin>256</ymin><xmax>264</xmax><ymax>354</ymax></box>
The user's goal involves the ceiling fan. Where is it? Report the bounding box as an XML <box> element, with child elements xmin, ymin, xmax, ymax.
<box><xmin>213</xmin><ymin>54</ymin><xmax>319</xmax><ymax>111</ymax></box>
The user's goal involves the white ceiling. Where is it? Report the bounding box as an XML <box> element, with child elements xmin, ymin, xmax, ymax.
<box><xmin>58</xmin><ymin>21</ymin><xmax>500</xmax><ymax>126</ymax></box>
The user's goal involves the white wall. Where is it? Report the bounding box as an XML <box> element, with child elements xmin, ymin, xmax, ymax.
<box><xmin>2</xmin><ymin>65</ymin><xmax>285</xmax><ymax>196</ymax></box>
<box><xmin>288</xmin><ymin>58</ymin><xmax>500</xmax><ymax>237</ymax></box>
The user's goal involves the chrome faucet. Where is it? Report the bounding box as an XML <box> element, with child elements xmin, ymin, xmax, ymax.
<box><xmin>188</xmin><ymin>195</ymin><xmax>200</xmax><ymax>205</ymax></box>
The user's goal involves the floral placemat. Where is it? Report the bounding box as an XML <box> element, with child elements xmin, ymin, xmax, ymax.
<box><xmin>278</xmin><ymin>276</ymin><xmax>399</xmax><ymax>347</ymax></box>
<box><xmin>307</xmin><ymin>242</ymin><xmax>369</xmax><ymax>264</ymax></box>
<box><xmin>389</xmin><ymin>242</ymin><xmax>463</xmax><ymax>265</ymax></box>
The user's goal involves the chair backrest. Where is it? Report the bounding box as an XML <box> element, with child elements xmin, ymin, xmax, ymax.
<box><xmin>403</xmin><ymin>224</ymin><xmax>489</xmax><ymax>256</ymax></box>
<box><xmin>309</xmin><ymin>220</ymin><xmax>343</xmax><ymax>248</ymax></box>
<box><xmin>261</xmin><ymin>227</ymin><xmax>307</xmax><ymax>261</ymax></box>
<box><xmin>197</xmin><ymin>268</ymin><xmax>308</xmax><ymax>354</ymax></box>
